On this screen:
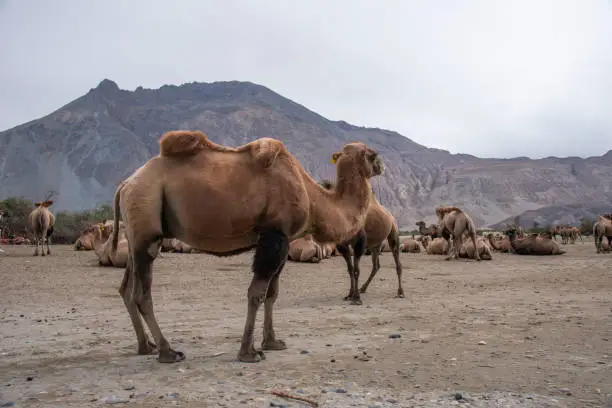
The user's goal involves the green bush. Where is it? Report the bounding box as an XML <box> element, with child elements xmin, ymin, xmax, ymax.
<box><xmin>0</xmin><ymin>197</ymin><xmax>113</xmax><ymax>244</ymax></box>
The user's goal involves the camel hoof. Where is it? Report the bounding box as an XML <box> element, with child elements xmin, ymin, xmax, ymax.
<box><xmin>138</xmin><ymin>340</ymin><xmax>158</xmax><ymax>355</ymax></box>
<box><xmin>238</xmin><ymin>349</ymin><xmax>266</xmax><ymax>363</ymax></box>
<box><xmin>343</xmin><ymin>295</ymin><xmax>353</xmax><ymax>301</ymax></box>
<box><xmin>475</xmin><ymin>258</ymin><xmax>481</xmax><ymax>262</ymax></box>
<box><xmin>350</xmin><ymin>299</ymin><xmax>363</xmax><ymax>306</ymax></box>
<box><xmin>158</xmin><ymin>348</ymin><xmax>185</xmax><ymax>363</ymax></box>
<box><xmin>359</xmin><ymin>286</ymin><xmax>367</xmax><ymax>294</ymax></box>
<box><xmin>41</xmin><ymin>252</ymin><xmax>46</xmax><ymax>257</ymax></box>
<box><xmin>261</xmin><ymin>338</ymin><xmax>287</xmax><ymax>351</ymax></box>
<box><xmin>396</xmin><ymin>290</ymin><xmax>405</xmax><ymax>298</ymax></box>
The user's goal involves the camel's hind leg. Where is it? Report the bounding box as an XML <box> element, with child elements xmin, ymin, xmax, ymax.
<box><xmin>359</xmin><ymin>247</ymin><xmax>380</xmax><ymax>294</ymax></box>
<box><xmin>33</xmin><ymin>234</ymin><xmax>40</xmax><ymax>256</ymax></box>
<box><xmin>45</xmin><ymin>234</ymin><xmax>52</xmax><ymax>255</ymax></box>
<box><xmin>131</xmin><ymin>239</ymin><xmax>184</xmax><ymax>363</ymax></box>
<box><xmin>239</xmin><ymin>228</ymin><xmax>289</xmax><ymax>363</ymax></box>
<box><xmin>470</xmin><ymin>233</ymin><xmax>481</xmax><ymax>261</ymax></box>
<box><xmin>119</xmin><ymin>259</ymin><xmax>157</xmax><ymax>355</ymax></box>
<box><xmin>388</xmin><ymin>232</ymin><xmax>405</xmax><ymax>297</ymax></box>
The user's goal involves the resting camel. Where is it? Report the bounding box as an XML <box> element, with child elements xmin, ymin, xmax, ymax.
<box><xmin>111</xmin><ymin>130</ymin><xmax>383</xmax><ymax>364</ymax></box>
<box><xmin>458</xmin><ymin>237</ymin><xmax>493</xmax><ymax>260</ymax></box>
<box><xmin>288</xmin><ymin>234</ymin><xmax>322</xmax><ymax>263</ymax></box>
<box><xmin>593</xmin><ymin>215</ymin><xmax>612</xmax><ymax>254</ymax></box>
<box><xmin>436</xmin><ymin>206</ymin><xmax>480</xmax><ymax>261</ymax></box>
<box><xmin>487</xmin><ymin>233</ymin><xmax>512</xmax><ymax>253</ymax></box>
<box><xmin>505</xmin><ymin>228</ymin><xmax>566</xmax><ymax>255</ymax></box>
<box><xmin>400</xmin><ymin>238</ymin><xmax>421</xmax><ymax>253</ymax></box>
<box><xmin>74</xmin><ymin>220</ymin><xmax>114</xmax><ymax>250</ymax></box>
<box><xmin>96</xmin><ymin>221</ymin><xmax>129</xmax><ymax>267</ymax></box>
<box><xmin>320</xmin><ymin>180</ymin><xmax>403</xmax><ymax>303</ymax></box>
<box><xmin>421</xmin><ymin>236</ymin><xmax>450</xmax><ymax>255</ymax></box>
<box><xmin>28</xmin><ymin>199</ymin><xmax>55</xmax><ymax>256</ymax></box>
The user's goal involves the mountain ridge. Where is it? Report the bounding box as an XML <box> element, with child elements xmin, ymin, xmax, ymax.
<box><xmin>1</xmin><ymin>78</ymin><xmax>611</xmax><ymax>228</ymax></box>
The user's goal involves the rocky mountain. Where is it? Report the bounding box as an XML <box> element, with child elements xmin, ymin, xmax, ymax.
<box><xmin>489</xmin><ymin>202</ymin><xmax>612</xmax><ymax>230</ymax></box>
<box><xmin>1</xmin><ymin>79</ymin><xmax>611</xmax><ymax>228</ymax></box>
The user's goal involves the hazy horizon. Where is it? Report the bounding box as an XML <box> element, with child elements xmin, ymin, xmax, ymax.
<box><xmin>1</xmin><ymin>0</ymin><xmax>611</xmax><ymax>159</ymax></box>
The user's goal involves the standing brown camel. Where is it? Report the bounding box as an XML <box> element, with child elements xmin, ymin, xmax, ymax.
<box><xmin>320</xmin><ymin>180</ymin><xmax>403</xmax><ymax>304</ymax></box>
<box><xmin>593</xmin><ymin>215</ymin><xmax>612</xmax><ymax>253</ymax></box>
<box><xmin>436</xmin><ymin>206</ymin><xmax>481</xmax><ymax>261</ymax></box>
<box><xmin>112</xmin><ymin>130</ymin><xmax>383</xmax><ymax>364</ymax></box>
<box><xmin>28</xmin><ymin>198</ymin><xmax>55</xmax><ymax>256</ymax></box>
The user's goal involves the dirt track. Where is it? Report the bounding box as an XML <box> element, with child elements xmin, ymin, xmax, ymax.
<box><xmin>0</xmin><ymin>242</ymin><xmax>610</xmax><ymax>407</ymax></box>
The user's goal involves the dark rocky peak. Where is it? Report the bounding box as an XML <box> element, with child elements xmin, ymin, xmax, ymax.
<box><xmin>94</xmin><ymin>78</ymin><xmax>120</xmax><ymax>93</ymax></box>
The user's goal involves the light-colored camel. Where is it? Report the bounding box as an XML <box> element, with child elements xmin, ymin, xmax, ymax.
<box><xmin>422</xmin><ymin>236</ymin><xmax>450</xmax><ymax>255</ymax></box>
<box><xmin>111</xmin><ymin>130</ymin><xmax>383</xmax><ymax>364</ymax></box>
<box><xmin>458</xmin><ymin>237</ymin><xmax>493</xmax><ymax>260</ymax></box>
<box><xmin>74</xmin><ymin>220</ymin><xmax>114</xmax><ymax>250</ymax></box>
<box><xmin>96</xmin><ymin>221</ymin><xmax>129</xmax><ymax>267</ymax></box>
<box><xmin>593</xmin><ymin>215</ymin><xmax>612</xmax><ymax>254</ymax></box>
<box><xmin>436</xmin><ymin>206</ymin><xmax>481</xmax><ymax>261</ymax></box>
<box><xmin>320</xmin><ymin>242</ymin><xmax>337</xmax><ymax>258</ymax></box>
<box><xmin>288</xmin><ymin>234</ymin><xmax>322</xmax><ymax>263</ymax></box>
<box><xmin>506</xmin><ymin>228</ymin><xmax>566</xmax><ymax>255</ymax></box>
<box><xmin>28</xmin><ymin>200</ymin><xmax>55</xmax><ymax>256</ymax></box>
<box><xmin>320</xmin><ymin>180</ymin><xmax>403</xmax><ymax>303</ymax></box>
<box><xmin>400</xmin><ymin>238</ymin><xmax>421</xmax><ymax>253</ymax></box>
<box><xmin>487</xmin><ymin>233</ymin><xmax>512</xmax><ymax>253</ymax></box>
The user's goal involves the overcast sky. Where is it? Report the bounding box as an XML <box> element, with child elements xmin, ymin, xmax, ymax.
<box><xmin>1</xmin><ymin>0</ymin><xmax>611</xmax><ymax>158</ymax></box>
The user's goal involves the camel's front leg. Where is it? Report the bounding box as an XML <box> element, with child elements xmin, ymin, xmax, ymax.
<box><xmin>239</xmin><ymin>228</ymin><xmax>289</xmax><ymax>363</ymax></box>
<box><xmin>444</xmin><ymin>237</ymin><xmax>456</xmax><ymax>260</ymax></box>
<box><xmin>348</xmin><ymin>233</ymin><xmax>366</xmax><ymax>305</ymax></box>
<box><xmin>46</xmin><ymin>235</ymin><xmax>52</xmax><ymax>255</ymax></box>
<box><xmin>33</xmin><ymin>235</ymin><xmax>40</xmax><ymax>256</ymax></box>
<box><xmin>337</xmin><ymin>244</ymin><xmax>356</xmax><ymax>300</ymax></box>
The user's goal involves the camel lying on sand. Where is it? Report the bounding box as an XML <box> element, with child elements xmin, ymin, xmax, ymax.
<box><xmin>422</xmin><ymin>236</ymin><xmax>450</xmax><ymax>255</ymax></box>
<box><xmin>28</xmin><ymin>199</ymin><xmax>55</xmax><ymax>256</ymax></box>
<box><xmin>593</xmin><ymin>215</ymin><xmax>612</xmax><ymax>254</ymax></box>
<box><xmin>506</xmin><ymin>228</ymin><xmax>566</xmax><ymax>255</ymax></box>
<box><xmin>95</xmin><ymin>221</ymin><xmax>129</xmax><ymax>267</ymax></box>
<box><xmin>288</xmin><ymin>234</ymin><xmax>323</xmax><ymax>263</ymax></box>
<box><xmin>74</xmin><ymin>220</ymin><xmax>113</xmax><ymax>250</ymax></box>
<box><xmin>320</xmin><ymin>180</ymin><xmax>403</xmax><ymax>304</ymax></box>
<box><xmin>416</xmin><ymin>221</ymin><xmax>442</xmax><ymax>239</ymax></box>
<box><xmin>458</xmin><ymin>237</ymin><xmax>493</xmax><ymax>260</ymax></box>
<box><xmin>401</xmin><ymin>238</ymin><xmax>422</xmax><ymax>253</ymax></box>
<box><xmin>112</xmin><ymin>130</ymin><xmax>383</xmax><ymax>364</ymax></box>
<box><xmin>436</xmin><ymin>206</ymin><xmax>480</xmax><ymax>261</ymax></box>
<box><xmin>487</xmin><ymin>233</ymin><xmax>512</xmax><ymax>253</ymax></box>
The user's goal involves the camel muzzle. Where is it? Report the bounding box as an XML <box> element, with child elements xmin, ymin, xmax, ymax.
<box><xmin>372</xmin><ymin>156</ymin><xmax>384</xmax><ymax>176</ymax></box>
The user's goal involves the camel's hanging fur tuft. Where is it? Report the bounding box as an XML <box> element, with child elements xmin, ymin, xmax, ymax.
<box><xmin>435</xmin><ymin>206</ymin><xmax>463</xmax><ymax>217</ymax></box>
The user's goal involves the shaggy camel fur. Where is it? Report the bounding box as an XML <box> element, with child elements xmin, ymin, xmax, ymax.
<box><xmin>112</xmin><ymin>130</ymin><xmax>383</xmax><ymax>364</ymax></box>
<box><xmin>400</xmin><ymin>238</ymin><xmax>421</xmax><ymax>253</ymax></box>
<box><xmin>593</xmin><ymin>215</ymin><xmax>612</xmax><ymax>254</ymax></box>
<box><xmin>288</xmin><ymin>234</ymin><xmax>322</xmax><ymax>263</ymax></box>
<box><xmin>74</xmin><ymin>220</ymin><xmax>113</xmax><ymax>250</ymax></box>
<box><xmin>506</xmin><ymin>228</ymin><xmax>566</xmax><ymax>255</ymax></box>
<box><xmin>320</xmin><ymin>180</ymin><xmax>403</xmax><ymax>303</ymax></box>
<box><xmin>416</xmin><ymin>221</ymin><xmax>443</xmax><ymax>239</ymax></box>
<box><xmin>436</xmin><ymin>206</ymin><xmax>481</xmax><ymax>261</ymax></box>
<box><xmin>458</xmin><ymin>237</ymin><xmax>493</xmax><ymax>260</ymax></box>
<box><xmin>28</xmin><ymin>200</ymin><xmax>55</xmax><ymax>256</ymax></box>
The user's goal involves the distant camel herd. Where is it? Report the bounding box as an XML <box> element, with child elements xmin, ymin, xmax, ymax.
<box><xmin>12</xmin><ymin>130</ymin><xmax>612</xmax><ymax>365</ymax></box>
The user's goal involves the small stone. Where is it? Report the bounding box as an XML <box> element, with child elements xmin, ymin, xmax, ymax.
<box><xmin>389</xmin><ymin>334</ymin><xmax>401</xmax><ymax>339</ymax></box>
<box><xmin>454</xmin><ymin>393</ymin><xmax>463</xmax><ymax>400</ymax></box>
<box><xmin>326</xmin><ymin>344</ymin><xmax>332</xmax><ymax>347</ymax></box>
<box><xmin>269</xmin><ymin>402</ymin><xmax>289</xmax><ymax>408</ymax></box>
<box><xmin>334</xmin><ymin>387</ymin><xmax>348</xmax><ymax>393</ymax></box>
<box><xmin>123</xmin><ymin>385</ymin><xmax>135</xmax><ymax>391</ymax></box>
<box><xmin>559</xmin><ymin>388</ymin><xmax>571</xmax><ymax>396</ymax></box>
<box><xmin>478</xmin><ymin>341</ymin><xmax>487</xmax><ymax>345</ymax></box>
<box><xmin>166</xmin><ymin>392</ymin><xmax>179</xmax><ymax>399</ymax></box>
<box><xmin>26</xmin><ymin>376</ymin><xmax>34</xmax><ymax>381</ymax></box>
<box><xmin>1</xmin><ymin>402</ymin><xmax>16</xmax><ymax>407</ymax></box>
<box><xmin>104</xmin><ymin>395</ymin><xmax>129</xmax><ymax>404</ymax></box>
<box><xmin>300</xmin><ymin>350</ymin><xmax>310</xmax><ymax>354</ymax></box>
<box><xmin>330</xmin><ymin>358</ymin><xmax>336</xmax><ymax>363</ymax></box>
<box><xmin>387</xmin><ymin>398</ymin><xmax>399</xmax><ymax>403</ymax></box>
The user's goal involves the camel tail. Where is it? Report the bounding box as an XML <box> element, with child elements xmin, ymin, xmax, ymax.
<box><xmin>159</xmin><ymin>130</ymin><xmax>210</xmax><ymax>157</ymax></box>
<box><xmin>111</xmin><ymin>182</ymin><xmax>123</xmax><ymax>254</ymax></box>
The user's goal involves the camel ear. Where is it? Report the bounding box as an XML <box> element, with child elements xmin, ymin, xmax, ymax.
<box><xmin>331</xmin><ymin>152</ymin><xmax>341</xmax><ymax>164</ymax></box>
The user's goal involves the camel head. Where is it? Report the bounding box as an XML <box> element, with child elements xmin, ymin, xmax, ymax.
<box><xmin>331</xmin><ymin>142</ymin><xmax>383</xmax><ymax>178</ymax></box>
<box><xmin>34</xmin><ymin>200</ymin><xmax>54</xmax><ymax>208</ymax></box>
<box><xmin>416</xmin><ymin>221</ymin><xmax>426</xmax><ymax>228</ymax></box>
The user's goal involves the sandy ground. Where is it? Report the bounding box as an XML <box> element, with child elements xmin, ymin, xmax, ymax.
<box><xmin>0</xmin><ymin>241</ymin><xmax>610</xmax><ymax>408</ymax></box>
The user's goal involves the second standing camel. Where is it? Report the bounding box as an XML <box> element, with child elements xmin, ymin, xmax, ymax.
<box><xmin>28</xmin><ymin>200</ymin><xmax>55</xmax><ymax>256</ymax></box>
<box><xmin>436</xmin><ymin>206</ymin><xmax>481</xmax><ymax>261</ymax></box>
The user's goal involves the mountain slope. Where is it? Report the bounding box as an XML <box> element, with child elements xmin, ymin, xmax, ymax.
<box><xmin>1</xmin><ymin>79</ymin><xmax>611</xmax><ymax>228</ymax></box>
